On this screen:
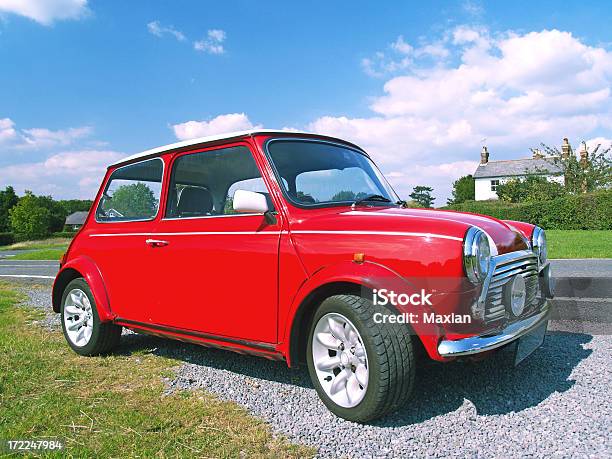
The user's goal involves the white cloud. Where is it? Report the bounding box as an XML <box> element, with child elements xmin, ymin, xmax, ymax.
<box><xmin>585</xmin><ymin>136</ymin><xmax>612</xmax><ymax>152</ymax></box>
<box><xmin>0</xmin><ymin>150</ymin><xmax>122</xmax><ymax>199</ymax></box>
<box><xmin>21</xmin><ymin>126</ymin><xmax>93</xmax><ymax>148</ymax></box>
<box><xmin>172</xmin><ymin>113</ymin><xmax>261</xmax><ymax>140</ymax></box>
<box><xmin>194</xmin><ymin>29</ymin><xmax>226</xmax><ymax>55</ymax></box>
<box><xmin>0</xmin><ymin>118</ymin><xmax>92</xmax><ymax>149</ymax></box>
<box><xmin>147</xmin><ymin>20</ymin><xmax>186</xmax><ymax>41</ymax></box>
<box><xmin>0</xmin><ymin>0</ymin><xmax>89</xmax><ymax>25</ymax></box>
<box><xmin>314</xmin><ymin>27</ymin><xmax>612</xmax><ymax>204</ymax></box>
<box><xmin>0</xmin><ymin>118</ymin><xmax>17</xmax><ymax>142</ymax></box>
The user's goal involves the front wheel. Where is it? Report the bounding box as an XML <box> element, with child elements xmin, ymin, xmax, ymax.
<box><xmin>60</xmin><ymin>278</ymin><xmax>121</xmax><ymax>356</ymax></box>
<box><xmin>306</xmin><ymin>294</ymin><xmax>415</xmax><ymax>422</ymax></box>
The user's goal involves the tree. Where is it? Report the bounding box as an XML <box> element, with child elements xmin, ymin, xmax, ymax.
<box><xmin>108</xmin><ymin>183</ymin><xmax>158</xmax><ymax>218</ymax></box>
<box><xmin>0</xmin><ymin>186</ymin><xmax>19</xmax><ymax>232</ymax></box>
<box><xmin>496</xmin><ymin>175</ymin><xmax>566</xmax><ymax>203</ymax></box>
<box><xmin>409</xmin><ymin>186</ymin><xmax>434</xmax><ymax>208</ymax></box>
<box><xmin>58</xmin><ymin>199</ymin><xmax>93</xmax><ymax>215</ymax></box>
<box><xmin>329</xmin><ymin>190</ymin><xmax>369</xmax><ymax>202</ymax></box>
<box><xmin>447</xmin><ymin>175</ymin><xmax>475</xmax><ymax>205</ymax></box>
<box><xmin>539</xmin><ymin>141</ymin><xmax>611</xmax><ymax>193</ymax></box>
<box><xmin>9</xmin><ymin>191</ymin><xmax>52</xmax><ymax>240</ymax></box>
<box><xmin>35</xmin><ymin>194</ymin><xmax>68</xmax><ymax>233</ymax></box>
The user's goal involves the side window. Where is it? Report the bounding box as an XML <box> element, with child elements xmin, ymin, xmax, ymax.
<box><xmin>166</xmin><ymin>146</ymin><xmax>269</xmax><ymax>218</ymax></box>
<box><xmin>96</xmin><ymin>159</ymin><xmax>163</xmax><ymax>222</ymax></box>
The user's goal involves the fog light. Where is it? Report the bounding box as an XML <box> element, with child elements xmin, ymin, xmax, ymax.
<box><xmin>539</xmin><ymin>263</ymin><xmax>555</xmax><ymax>298</ymax></box>
<box><xmin>506</xmin><ymin>275</ymin><xmax>526</xmax><ymax>317</ymax></box>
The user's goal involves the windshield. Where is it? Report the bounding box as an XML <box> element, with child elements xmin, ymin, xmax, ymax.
<box><xmin>267</xmin><ymin>140</ymin><xmax>399</xmax><ymax>207</ymax></box>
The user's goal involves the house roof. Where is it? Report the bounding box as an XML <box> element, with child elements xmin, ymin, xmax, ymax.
<box><xmin>111</xmin><ymin>129</ymin><xmax>364</xmax><ymax>167</ymax></box>
<box><xmin>65</xmin><ymin>211</ymin><xmax>89</xmax><ymax>225</ymax></box>
<box><xmin>473</xmin><ymin>157</ymin><xmax>564</xmax><ymax>179</ymax></box>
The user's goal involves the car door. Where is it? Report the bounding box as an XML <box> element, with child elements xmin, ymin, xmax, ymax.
<box><xmin>151</xmin><ymin>143</ymin><xmax>281</xmax><ymax>344</ymax></box>
<box><xmin>86</xmin><ymin>157</ymin><xmax>165</xmax><ymax>322</ymax></box>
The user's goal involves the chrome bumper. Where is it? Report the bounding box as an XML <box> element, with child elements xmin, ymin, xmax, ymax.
<box><xmin>437</xmin><ymin>300</ymin><xmax>551</xmax><ymax>357</ymax></box>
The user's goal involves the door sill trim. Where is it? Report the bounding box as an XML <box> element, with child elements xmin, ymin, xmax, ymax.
<box><xmin>114</xmin><ymin>317</ymin><xmax>277</xmax><ymax>352</ymax></box>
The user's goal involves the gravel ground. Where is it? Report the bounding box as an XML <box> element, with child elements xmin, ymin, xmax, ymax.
<box><xmin>18</xmin><ymin>283</ymin><xmax>612</xmax><ymax>458</ymax></box>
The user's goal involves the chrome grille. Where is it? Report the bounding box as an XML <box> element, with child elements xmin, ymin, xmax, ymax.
<box><xmin>485</xmin><ymin>252</ymin><xmax>539</xmax><ymax>321</ymax></box>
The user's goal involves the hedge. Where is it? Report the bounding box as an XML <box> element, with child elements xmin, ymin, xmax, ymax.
<box><xmin>51</xmin><ymin>231</ymin><xmax>78</xmax><ymax>239</ymax></box>
<box><xmin>0</xmin><ymin>232</ymin><xmax>14</xmax><ymax>246</ymax></box>
<box><xmin>444</xmin><ymin>190</ymin><xmax>612</xmax><ymax>230</ymax></box>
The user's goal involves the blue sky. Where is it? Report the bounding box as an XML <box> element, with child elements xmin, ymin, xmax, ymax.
<box><xmin>0</xmin><ymin>0</ymin><xmax>611</xmax><ymax>203</ymax></box>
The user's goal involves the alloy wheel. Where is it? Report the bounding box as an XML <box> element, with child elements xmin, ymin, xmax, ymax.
<box><xmin>311</xmin><ymin>312</ymin><xmax>369</xmax><ymax>408</ymax></box>
<box><xmin>63</xmin><ymin>288</ymin><xmax>94</xmax><ymax>347</ymax></box>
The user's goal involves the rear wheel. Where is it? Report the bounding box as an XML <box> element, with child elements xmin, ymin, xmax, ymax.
<box><xmin>306</xmin><ymin>294</ymin><xmax>415</xmax><ymax>422</ymax></box>
<box><xmin>61</xmin><ymin>278</ymin><xmax>121</xmax><ymax>356</ymax></box>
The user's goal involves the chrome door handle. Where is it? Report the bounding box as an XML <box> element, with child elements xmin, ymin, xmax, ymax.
<box><xmin>146</xmin><ymin>239</ymin><xmax>169</xmax><ymax>248</ymax></box>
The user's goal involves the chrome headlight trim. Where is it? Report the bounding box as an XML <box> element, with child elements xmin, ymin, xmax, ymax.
<box><xmin>463</xmin><ymin>227</ymin><xmax>492</xmax><ymax>284</ymax></box>
<box><xmin>532</xmin><ymin>226</ymin><xmax>547</xmax><ymax>265</ymax></box>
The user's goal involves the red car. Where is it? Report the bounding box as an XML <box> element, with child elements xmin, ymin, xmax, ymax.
<box><xmin>53</xmin><ymin>130</ymin><xmax>554</xmax><ymax>422</ymax></box>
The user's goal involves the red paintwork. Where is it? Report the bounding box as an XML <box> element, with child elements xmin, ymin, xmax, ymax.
<box><xmin>53</xmin><ymin>133</ymin><xmax>533</xmax><ymax>365</ymax></box>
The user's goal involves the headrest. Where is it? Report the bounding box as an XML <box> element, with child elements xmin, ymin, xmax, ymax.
<box><xmin>177</xmin><ymin>187</ymin><xmax>213</xmax><ymax>217</ymax></box>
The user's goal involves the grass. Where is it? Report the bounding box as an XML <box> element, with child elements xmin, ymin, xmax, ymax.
<box><xmin>0</xmin><ymin>282</ymin><xmax>314</xmax><ymax>458</ymax></box>
<box><xmin>547</xmin><ymin>230</ymin><xmax>612</xmax><ymax>259</ymax></box>
<box><xmin>0</xmin><ymin>238</ymin><xmax>71</xmax><ymax>251</ymax></box>
<box><xmin>10</xmin><ymin>249</ymin><xmax>66</xmax><ymax>261</ymax></box>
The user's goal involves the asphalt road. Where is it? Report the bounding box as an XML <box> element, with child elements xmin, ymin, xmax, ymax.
<box><xmin>0</xmin><ymin>259</ymin><xmax>58</xmax><ymax>281</ymax></box>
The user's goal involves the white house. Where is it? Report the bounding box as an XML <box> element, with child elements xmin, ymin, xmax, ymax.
<box><xmin>473</xmin><ymin>138</ymin><xmax>571</xmax><ymax>201</ymax></box>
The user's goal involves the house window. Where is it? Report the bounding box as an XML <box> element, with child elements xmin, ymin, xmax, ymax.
<box><xmin>490</xmin><ymin>179</ymin><xmax>500</xmax><ymax>192</ymax></box>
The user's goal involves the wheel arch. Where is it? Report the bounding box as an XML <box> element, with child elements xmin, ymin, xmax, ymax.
<box><xmin>52</xmin><ymin>256</ymin><xmax>114</xmax><ymax>322</ymax></box>
<box><xmin>288</xmin><ymin>280</ymin><xmax>362</xmax><ymax>368</ymax></box>
<box><xmin>284</xmin><ymin>260</ymin><xmax>423</xmax><ymax>367</ymax></box>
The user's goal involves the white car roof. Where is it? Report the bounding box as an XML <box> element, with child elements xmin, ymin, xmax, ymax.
<box><xmin>111</xmin><ymin>129</ymin><xmax>330</xmax><ymax>166</ymax></box>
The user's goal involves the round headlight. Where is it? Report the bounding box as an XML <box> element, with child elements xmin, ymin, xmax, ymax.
<box><xmin>532</xmin><ymin>227</ymin><xmax>547</xmax><ymax>264</ymax></box>
<box><xmin>463</xmin><ymin>227</ymin><xmax>492</xmax><ymax>284</ymax></box>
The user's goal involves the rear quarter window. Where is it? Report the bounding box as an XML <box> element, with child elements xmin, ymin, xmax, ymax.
<box><xmin>96</xmin><ymin>158</ymin><xmax>164</xmax><ymax>222</ymax></box>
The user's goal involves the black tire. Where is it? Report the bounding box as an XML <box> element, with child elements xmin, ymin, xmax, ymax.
<box><xmin>306</xmin><ymin>294</ymin><xmax>415</xmax><ymax>422</ymax></box>
<box><xmin>60</xmin><ymin>278</ymin><xmax>121</xmax><ymax>356</ymax></box>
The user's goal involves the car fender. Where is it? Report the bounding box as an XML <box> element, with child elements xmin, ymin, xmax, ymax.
<box><xmin>52</xmin><ymin>255</ymin><xmax>115</xmax><ymax>322</ymax></box>
<box><xmin>279</xmin><ymin>260</ymin><xmax>443</xmax><ymax>365</ymax></box>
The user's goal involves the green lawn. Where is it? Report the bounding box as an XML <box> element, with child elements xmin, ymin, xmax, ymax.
<box><xmin>0</xmin><ymin>237</ymin><xmax>71</xmax><ymax>251</ymax></box>
<box><xmin>0</xmin><ymin>282</ymin><xmax>313</xmax><ymax>458</ymax></box>
<box><xmin>10</xmin><ymin>248</ymin><xmax>66</xmax><ymax>261</ymax></box>
<box><xmin>547</xmin><ymin>230</ymin><xmax>612</xmax><ymax>259</ymax></box>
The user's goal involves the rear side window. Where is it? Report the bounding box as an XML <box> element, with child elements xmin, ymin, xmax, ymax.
<box><xmin>96</xmin><ymin>158</ymin><xmax>163</xmax><ymax>222</ymax></box>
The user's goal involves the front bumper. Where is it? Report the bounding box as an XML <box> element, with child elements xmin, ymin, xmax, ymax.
<box><xmin>437</xmin><ymin>300</ymin><xmax>551</xmax><ymax>357</ymax></box>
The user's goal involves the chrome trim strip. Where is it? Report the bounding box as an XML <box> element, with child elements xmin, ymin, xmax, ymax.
<box><xmin>95</xmin><ymin>157</ymin><xmax>165</xmax><ymax>224</ymax></box>
<box><xmin>438</xmin><ymin>300</ymin><xmax>550</xmax><ymax>357</ymax></box>
<box><xmin>291</xmin><ymin>230</ymin><xmax>462</xmax><ymax>241</ymax></box>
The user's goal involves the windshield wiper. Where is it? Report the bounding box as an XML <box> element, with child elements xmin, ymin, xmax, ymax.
<box><xmin>352</xmin><ymin>194</ymin><xmax>392</xmax><ymax>207</ymax></box>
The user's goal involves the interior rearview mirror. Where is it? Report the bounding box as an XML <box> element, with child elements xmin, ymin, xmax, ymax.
<box><xmin>232</xmin><ymin>189</ymin><xmax>270</xmax><ymax>214</ymax></box>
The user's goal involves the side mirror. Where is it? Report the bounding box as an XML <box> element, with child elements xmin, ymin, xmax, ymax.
<box><xmin>232</xmin><ymin>189</ymin><xmax>270</xmax><ymax>214</ymax></box>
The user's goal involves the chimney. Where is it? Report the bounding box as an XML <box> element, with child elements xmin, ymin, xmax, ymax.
<box><xmin>480</xmin><ymin>146</ymin><xmax>489</xmax><ymax>164</ymax></box>
<box><xmin>561</xmin><ymin>137</ymin><xmax>571</xmax><ymax>159</ymax></box>
<box><xmin>579</xmin><ymin>141</ymin><xmax>588</xmax><ymax>166</ymax></box>
<box><xmin>532</xmin><ymin>148</ymin><xmax>544</xmax><ymax>159</ymax></box>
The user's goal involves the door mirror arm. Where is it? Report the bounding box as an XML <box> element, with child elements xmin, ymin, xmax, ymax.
<box><xmin>264</xmin><ymin>210</ymin><xmax>277</xmax><ymax>225</ymax></box>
